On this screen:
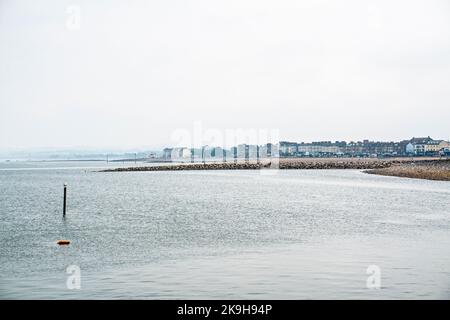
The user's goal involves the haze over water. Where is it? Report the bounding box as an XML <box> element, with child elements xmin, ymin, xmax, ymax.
<box><xmin>0</xmin><ymin>161</ymin><xmax>449</xmax><ymax>299</ymax></box>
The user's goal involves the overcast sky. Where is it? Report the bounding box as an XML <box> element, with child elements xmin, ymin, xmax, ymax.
<box><xmin>1</xmin><ymin>0</ymin><xmax>449</xmax><ymax>150</ymax></box>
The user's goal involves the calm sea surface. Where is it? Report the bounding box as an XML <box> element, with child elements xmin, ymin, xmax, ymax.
<box><xmin>0</xmin><ymin>161</ymin><xmax>449</xmax><ymax>299</ymax></box>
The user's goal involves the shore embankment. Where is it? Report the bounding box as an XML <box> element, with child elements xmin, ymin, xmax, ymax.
<box><xmin>365</xmin><ymin>159</ymin><xmax>450</xmax><ymax>181</ymax></box>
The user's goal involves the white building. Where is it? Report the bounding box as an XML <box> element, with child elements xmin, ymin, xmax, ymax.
<box><xmin>171</xmin><ymin>147</ymin><xmax>191</xmax><ymax>161</ymax></box>
<box><xmin>407</xmin><ymin>137</ymin><xmax>449</xmax><ymax>155</ymax></box>
<box><xmin>201</xmin><ymin>146</ymin><xmax>213</xmax><ymax>162</ymax></box>
<box><xmin>248</xmin><ymin>145</ymin><xmax>258</xmax><ymax>160</ymax></box>
<box><xmin>211</xmin><ymin>147</ymin><xmax>224</xmax><ymax>161</ymax></box>
<box><xmin>237</xmin><ymin>144</ymin><xmax>247</xmax><ymax>160</ymax></box>
<box><xmin>405</xmin><ymin>143</ymin><xmax>414</xmax><ymax>154</ymax></box>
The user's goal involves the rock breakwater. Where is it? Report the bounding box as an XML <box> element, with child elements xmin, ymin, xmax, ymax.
<box><xmin>101</xmin><ymin>158</ymin><xmax>396</xmax><ymax>172</ymax></box>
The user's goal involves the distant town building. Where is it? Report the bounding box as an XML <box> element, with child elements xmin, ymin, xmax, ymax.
<box><xmin>237</xmin><ymin>144</ymin><xmax>248</xmax><ymax>160</ymax></box>
<box><xmin>406</xmin><ymin>137</ymin><xmax>450</xmax><ymax>155</ymax></box>
<box><xmin>224</xmin><ymin>149</ymin><xmax>234</xmax><ymax>161</ymax></box>
<box><xmin>202</xmin><ymin>145</ymin><xmax>212</xmax><ymax>162</ymax></box>
<box><xmin>259</xmin><ymin>144</ymin><xmax>273</xmax><ymax>158</ymax></box>
<box><xmin>409</xmin><ymin>137</ymin><xmax>433</xmax><ymax>155</ymax></box>
<box><xmin>248</xmin><ymin>145</ymin><xmax>258</xmax><ymax>160</ymax></box>
<box><xmin>279</xmin><ymin>141</ymin><xmax>298</xmax><ymax>157</ymax></box>
<box><xmin>396</xmin><ymin>140</ymin><xmax>411</xmax><ymax>155</ymax></box>
<box><xmin>168</xmin><ymin>147</ymin><xmax>191</xmax><ymax>161</ymax></box>
<box><xmin>405</xmin><ymin>142</ymin><xmax>414</xmax><ymax>154</ymax></box>
<box><xmin>163</xmin><ymin>148</ymin><xmax>173</xmax><ymax>160</ymax></box>
<box><xmin>269</xmin><ymin>143</ymin><xmax>279</xmax><ymax>158</ymax></box>
<box><xmin>230</xmin><ymin>146</ymin><xmax>238</xmax><ymax>162</ymax></box>
<box><xmin>211</xmin><ymin>147</ymin><xmax>225</xmax><ymax>161</ymax></box>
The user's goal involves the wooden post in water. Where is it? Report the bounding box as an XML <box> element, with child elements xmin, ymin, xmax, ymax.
<box><xmin>63</xmin><ymin>183</ymin><xmax>67</xmax><ymax>216</ymax></box>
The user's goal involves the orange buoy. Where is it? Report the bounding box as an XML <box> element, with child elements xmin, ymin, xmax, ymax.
<box><xmin>57</xmin><ymin>240</ymin><xmax>70</xmax><ymax>245</ymax></box>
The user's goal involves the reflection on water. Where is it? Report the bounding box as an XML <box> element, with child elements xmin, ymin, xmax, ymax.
<box><xmin>0</xmin><ymin>162</ymin><xmax>449</xmax><ymax>299</ymax></box>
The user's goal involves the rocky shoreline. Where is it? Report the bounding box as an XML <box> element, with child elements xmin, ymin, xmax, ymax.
<box><xmin>365</xmin><ymin>159</ymin><xmax>450</xmax><ymax>181</ymax></box>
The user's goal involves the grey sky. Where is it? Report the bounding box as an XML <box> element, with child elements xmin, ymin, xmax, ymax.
<box><xmin>1</xmin><ymin>0</ymin><xmax>449</xmax><ymax>150</ymax></box>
